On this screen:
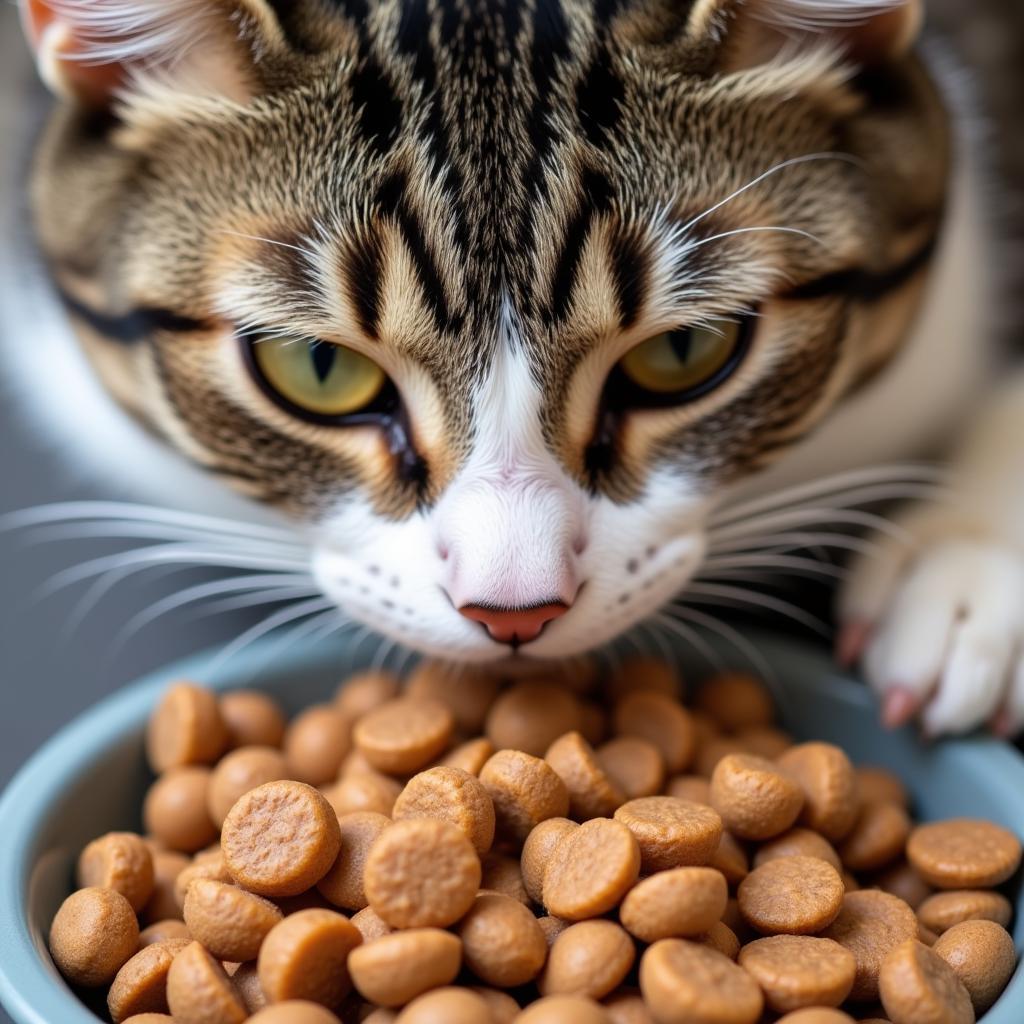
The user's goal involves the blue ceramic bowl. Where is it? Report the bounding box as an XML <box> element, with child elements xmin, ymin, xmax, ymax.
<box><xmin>1</xmin><ymin>633</ymin><xmax>1022</xmax><ymax>1023</ymax></box>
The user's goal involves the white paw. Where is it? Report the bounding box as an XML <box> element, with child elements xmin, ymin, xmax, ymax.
<box><xmin>839</xmin><ymin>515</ymin><xmax>1024</xmax><ymax>737</ymax></box>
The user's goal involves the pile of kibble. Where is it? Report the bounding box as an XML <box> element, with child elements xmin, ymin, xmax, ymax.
<box><xmin>47</xmin><ymin>656</ymin><xmax>1021</xmax><ymax>1024</ymax></box>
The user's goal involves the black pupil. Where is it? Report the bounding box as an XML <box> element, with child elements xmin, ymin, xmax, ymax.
<box><xmin>667</xmin><ymin>328</ymin><xmax>693</xmax><ymax>363</ymax></box>
<box><xmin>310</xmin><ymin>341</ymin><xmax>337</xmax><ymax>384</ymax></box>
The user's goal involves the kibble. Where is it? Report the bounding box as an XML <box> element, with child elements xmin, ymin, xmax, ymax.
<box><xmin>838</xmin><ymin>801</ymin><xmax>911</xmax><ymax>872</ymax></box>
<box><xmin>107</xmin><ymin>940</ymin><xmax>188</xmax><ymax>1023</ymax></box>
<box><xmin>485</xmin><ymin>682</ymin><xmax>583</xmax><ymax>757</ymax></box>
<box><xmin>710</xmin><ymin>753</ymin><xmax>804</xmax><ymax>840</ymax></box>
<box><xmin>348</xmin><ymin>929</ymin><xmax>462</xmax><ymax>1007</ymax></box>
<box><xmin>597</xmin><ymin>736</ymin><xmax>665</xmax><ymax>799</ymax></box>
<box><xmin>545</xmin><ymin>731</ymin><xmax>625</xmax><ymax>820</ymax></box>
<box><xmin>517</xmin><ymin>996</ymin><xmax>612</xmax><ymax>1023</ymax></box>
<box><xmin>738</xmin><ymin>857</ymin><xmax>844</xmax><ymax>935</ymax></box>
<box><xmin>284</xmin><ymin>705</ymin><xmax>352</xmax><ymax>786</ymax></box>
<box><xmin>521</xmin><ymin>817</ymin><xmax>577</xmax><ymax>903</ymax></box>
<box><xmin>395</xmin><ymin>987</ymin><xmax>493</xmax><ymax>1024</ymax></box>
<box><xmin>878</xmin><ymin>939</ymin><xmax>974</xmax><ymax>1024</ymax></box>
<box><xmin>540</xmin><ymin>920</ymin><xmax>635</xmax><ymax>999</ymax></box>
<box><xmin>354</xmin><ymin>697</ymin><xmax>454</xmax><ymax>775</ymax></box>
<box><xmin>165</xmin><ymin>941</ymin><xmax>247</xmax><ymax>1024</ymax></box>
<box><xmin>620</xmin><ymin>868</ymin><xmax>728</xmax><ymax>942</ymax></box>
<box><xmin>917</xmin><ymin>889</ymin><xmax>1013</xmax><ymax>933</ymax></box>
<box><xmin>144</xmin><ymin>768</ymin><xmax>218</xmax><ymax>853</ymax></box>
<box><xmin>247</xmin><ymin>1004</ymin><xmax>341</xmax><ymax>1024</ymax></box>
<box><xmin>457</xmin><ymin>892</ymin><xmax>547</xmax><ymax>987</ymax></box>
<box><xmin>219</xmin><ymin>690</ymin><xmax>286</xmax><ymax>750</ymax></box>
<box><xmin>207</xmin><ymin>746</ymin><xmax>288</xmax><ymax>827</ymax></box>
<box><xmin>139</xmin><ymin>919</ymin><xmax>191</xmax><ymax>947</ymax></box>
<box><xmin>335</xmin><ymin>669</ymin><xmax>400</xmax><ymax>720</ymax></box>
<box><xmin>613</xmin><ymin>691</ymin><xmax>696</xmax><ymax>773</ymax></box>
<box><xmin>393</xmin><ymin>766</ymin><xmax>496</xmax><ymax>855</ymax></box>
<box><xmin>613</xmin><ymin>797</ymin><xmax>722</xmax><ymax>872</ymax></box>
<box><xmin>777</xmin><ymin>744</ymin><xmax>859</xmax><ymax>842</ymax></box>
<box><xmin>933</xmin><ymin>919</ymin><xmax>1016</xmax><ymax>1013</ymax></box>
<box><xmin>754</xmin><ymin>828</ymin><xmax>842</xmax><ymax>871</ymax></box>
<box><xmin>324</xmin><ymin>769</ymin><xmax>401</xmax><ymax>818</ymax></box>
<box><xmin>695</xmin><ymin>673</ymin><xmax>775</xmax><ymax>732</ymax></box>
<box><xmin>147</xmin><ymin>683</ymin><xmax>227</xmax><ymax>773</ymax></box>
<box><xmin>405</xmin><ymin>660</ymin><xmax>500</xmax><ymax>733</ymax></box>
<box><xmin>50</xmin><ymin>887</ymin><xmax>140</xmax><ymax>987</ymax></box>
<box><xmin>78</xmin><ymin>832</ymin><xmax>155</xmax><ymax>913</ymax></box>
<box><xmin>316</xmin><ymin>811</ymin><xmax>391</xmax><ymax>911</ymax></box>
<box><xmin>183</xmin><ymin>879</ymin><xmax>282</xmax><ymax>962</ymax></box>
<box><xmin>738</xmin><ymin>936</ymin><xmax>856</xmax><ymax>1012</ymax></box>
<box><xmin>907</xmin><ymin>818</ymin><xmax>1022</xmax><ymax>889</ymax></box>
<box><xmin>479</xmin><ymin>749</ymin><xmax>570</xmax><ymax>842</ymax></box>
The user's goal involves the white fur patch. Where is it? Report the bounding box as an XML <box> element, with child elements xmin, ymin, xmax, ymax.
<box><xmin>752</xmin><ymin>0</ymin><xmax>907</xmax><ymax>31</ymax></box>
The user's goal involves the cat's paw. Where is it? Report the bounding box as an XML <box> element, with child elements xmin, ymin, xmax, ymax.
<box><xmin>838</xmin><ymin>517</ymin><xmax>1024</xmax><ymax>737</ymax></box>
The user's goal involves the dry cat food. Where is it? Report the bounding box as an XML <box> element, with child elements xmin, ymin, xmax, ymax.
<box><xmin>47</xmin><ymin>662</ymin><xmax>1021</xmax><ymax>1023</ymax></box>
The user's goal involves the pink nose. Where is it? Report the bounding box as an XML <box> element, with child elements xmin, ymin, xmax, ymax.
<box><xmin>459</xmin><ymin>601</ymin><xmax>570</xmax><ymax>645</ymax></box>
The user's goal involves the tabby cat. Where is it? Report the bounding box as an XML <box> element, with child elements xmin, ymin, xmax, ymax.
<box><xmin>12</xmin><ymin>0</ymin><xmax>1024</xmax><ymax>735</ymax></box>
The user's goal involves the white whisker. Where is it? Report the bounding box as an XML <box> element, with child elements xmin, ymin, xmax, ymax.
<box><xmin>668</xmin><ymin>605</ymin><xmax>778</xmax><ymax>687</ymax></box>
<box><xmin>699</xmin><ymin>553</ymin><xmax>846</xmax><ymax>580</ymax></box>
<box><xmin>679</xmin><ymin>584</ymin><xmax>830</xmax><ymax>637</ymax></box>
<box><xmin>709</xmin><ymin>507</ymin><xmax>912</xmax><ymax>546</ymax></box>
<box><xmin>649</xmin><ymin>612</ymin><xmax>725</xmax><ymax>674</ymax></box>
<box><xmin>707</xmin><ymin>529</ymin><xmax>881</xmax><ymax>558</ymax></box>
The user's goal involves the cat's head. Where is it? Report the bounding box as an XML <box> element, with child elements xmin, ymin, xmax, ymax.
<box><xmin>21</xmin><ymin>0</ymin><xmax>946</xmax><ymax>662</ymax></box>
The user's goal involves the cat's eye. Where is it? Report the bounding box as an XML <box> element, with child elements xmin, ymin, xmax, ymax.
<box><xmin>245</xmin><ymin>334</ymin><xmax>391</xmax><ymax>422</ymax></box>
<box><xmin>614</xmin><ymin>317</ymin><xmax>752</xmax><ymax>407</ymax></box>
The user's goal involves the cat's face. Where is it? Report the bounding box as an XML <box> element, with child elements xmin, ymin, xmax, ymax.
<box><xmin>25</xmin><ymin>0</ymin><xmax>946</xmax><ymax>662</ymax></box>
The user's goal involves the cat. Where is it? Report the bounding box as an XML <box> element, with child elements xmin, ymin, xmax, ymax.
<box><xmin>9</xmin><ymin>0</ymin><xmax>1024</xmax><ymax>736</ymax></box>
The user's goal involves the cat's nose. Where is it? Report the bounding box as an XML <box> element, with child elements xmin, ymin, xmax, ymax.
<box><xmin>458</xmin><ymin>601</ymin><xmax>570</xmax><ymax>645</ymax></box>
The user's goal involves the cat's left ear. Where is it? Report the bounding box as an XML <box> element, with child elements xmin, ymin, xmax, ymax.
<box><xmin>18</xmin><ymin>0</ymin><xmax>286</xmax><ymax>108</ymax></box>
<box><xmin>689</xmin><ymin>0</ymin><xmax>924</xmax><ymax>71</ymax></box>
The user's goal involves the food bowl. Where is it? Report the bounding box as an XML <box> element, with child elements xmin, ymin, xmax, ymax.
<box><xmin>0</xmin><ymin>632</ymin><xmax>1021</xmax><ymax>1023</ymax></box>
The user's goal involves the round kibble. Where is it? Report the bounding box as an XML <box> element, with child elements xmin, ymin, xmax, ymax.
<box><xmin>597</xmin><ymin>736</ymin><xmax>665</xmax><ymax>799</ymax></box>
<box><xmin>537</xmin><ymin>915</ymin><xmax>569</xmax><ymax>946</ymax></box>
<box><xmin>144</xmin><ymin>851</ymin><xmax>190</xmax><ymax>923</ymax></box>
<box><xmin>221</xmin><ymin>781</ymin><xmax>341</xmax><ymax>897</ymax></box>
<box><xmin>107</xmin><ymin>941</ymin><xmax>188</xmax><ymax>1023</ymax></box>
<box><xmin>140</xmin><ymin>919</ymin><xmax>191</xmax><ymax>947</ymax></box>
<box><xmin>821</xmin><ymin>890</ymin><xmax>919</xmax><ymax>1001</ymax></box>
<box><xmin>695</xmin><ymin>736</ymin><xmax>747</xmax><ymax>778</ymax></box>
<box><xmin>640</xmin><ymin>939</ymin><xmax>764</xmax><ymax>1024</ymax></box>
<box><xmin>442</xmin><ymin>738</ymin><xmax>495</xmax><ymax>776</ymax></box>
<box><xmin>872</xmin><ymin>860</ymin><xmax>933</xmax><ymax>910</ymax></box>
<box><xmin>365</xmin><ymin>818</ymin><xmax>481</xmax><ymax>928</ymax></box>
<box><xmin>396</xmin><ymin>987</ymin><xmax>493</xmax><ymax>1024</ymax></box>
<box><xmin>711</xmin><ymin>831</ymin><xmax>749</xmax><ymax>885</ymax></box>
<box><xmin>542</xmin><ymin>818</ymin><xmax>640</xmax><ymax>920</ymax></box>
<box><xmin>335</xmin><ymin>669</ymin><xmax>400</xmax><ymax>719</ymax></box>
<box><xmin>248</xmin><ymin>1004</ymin><xmax>341</xmax><ymax>1024</ymax></box>
<box><xmin>479</xmin><ymin>749</ymin><xmax>570</xmax><ymax>843</ymax></box>
<box><xmin>393</xmin><ymin>766</ymin><xmax>496</xmax><ymax>855</ymax></box>
<box><xmin>620</xmin><ymin>868</ymin><xmax>728</xmax><ymax>942</ymax></box>
<box><xmin>350</xmin><ymin>906</ymin><xmax>393</xmax><ymax>943</ymax></box>
<box><xmin>78</xmin><ymin>832</ymin><xmax>155</xmax><ymax>913</ymax></box>
<box><xmin>545</xmin><ymin>731</ymin><xmax>625</xmax><ymax>820</ymax></box>
<box><xmin>232</xmin><ymin>961</ymin><xmax>266</xmax><ymax>1014</ymax></box>
<box><xmin>906</xmin><ymin>818</ymin><xmax>1022</xmax><ymax>888</ymax></box>
<box><xmin>522</xmin><ymin>817</ymin><xmax>578</xmax><ymax>903</ymax></box>
<box><xmin>839</xmin><ymin>802</ymin><xmax>911</xmax><ymax>872</ymax></box>
<box><xmin>710</xmin><ymin>754</ymin><xmax>804</xmax><ymax>841</ymax></box>
<box><xmin>856</xmin><ymin>766</ymin><xmax>909</xmax><ymax>809</ymax></box>
<box><xmin>932</xmin><ymin>919</ymin><xmax>1016</xmax><ymax>1013</ymax></box>
<box><xmin>207</xmin><ymin>746</ymin><xmax>288</xmax><ymax>827</ymax></box>
<box><xmin>516</xmin><ymin>996</ymin><xmax>612</xmax><ymax>1023</ymax></box>
<box><xmin>471</xmin><ymin>987</ymin><xmax>521</xmax><ymax>1022</ymax></box>
<box><xmin>121</xmin><ymin>1016</ymin><xmax>176</xmax><ymax>1023</ymax></box>
<box><xmin>183</xmin><ymin>879</ymin><xmax>282</xmax><ymax>962</ymax></box>
<box><xmin>695</xmin><ymin>673</ymin><xmax>775</xmax><ymax>732</ymax></box>
<box><xmin>406</xmin><ymin>660</ymin><xmax>501</xmax><ymax>733</ymax></box>
<box><xmin>316</xmin><ymin>811</ymin><xmax>391</xmax><ymax>911</ymax></box>
<box><xmin>665</xmin><ymin>775</ymin><xmax>711</xmax><ymax>805</ymax></box>
<box><xmin>540</xmin><ymin>920</ymin><xmax>635</xmax><ymax>999</ymax></box>
<box><xmin>485</xmin><ymin>682</ymin><xmax>583</xmax><ymax>757</ymax></box>
<box><xmin>613</xmin><ymin>691</ymin><xmax>696</xmax><ymax>774</ymax></box>
<box><xmin>613</xmin><ymin>797</ymin><xmax>723</xmax><ymax>872</ymax></box>
<box><xmin>696</xmin><ymin>921</ymin><xmax>741</xmax><ymax>961</ymax></box>
<box><xmin>49</xmin><ymin>887</ymin><xmax>140</xmax><ymax>987</ymax></box>
<box><xmin>735</xmin><ymin>726</ymin><xmax>792</xmax><ymax>759</ymax></box>
<box><xmin>738</xmin><ymin>936</ymin><xmax>856</xmax><ymax>1012</ymax></box>
<box><xmin>257</xmin><ymin>909</ymin><xmax>361</xmax><ymax>1009</ymax></box>
<box><xmin>738</xmin><ymin>856</ymin><xmax>844</xmax><ymax>935</ymax></box>
<box><xmin>144</xmin><ymin>768</ymin><xmax>218</xmax><ymax>853</ymax></box>
<box><xmin>878</xmin><ymin>939</ymin><xmax>974</xmax><ymax>1024</ymax></box>
<box><xmin>606</xmin><ymin>655</ymin><xmax>681</xmax><ymax>701</ymax></box>
<box><xmin>284</xmin><ymin>705</ymin><xmax>352</xmax><ymax>786</ymax></box>
<box><xmin>774</xmin><ymin>1013</ymin><xmax>855</xmax><ymax>1024</ymax></box>
<box><xmin>777</xmin><ymin>744</ymin><xmax>859</xmax><ymax>841</ymax></box>
<box><xmin>174</xmin><ymin>852</ymin><xmax>230</xmax><ymax>911</ymax></box>
<box><xmin>458</xmin><ymin>893</ymin><xmax>547</xmax><ymax>987</ymax></box>
<box><xmin>601</xmin><ymin>991</ymin><xmax>652</xmax><ymax>1024</ymax></box>
<box><xmin>348</xmin><ymin>929</ymin><xmax>462</xmax><ymax>1007</ymax></box>
<box><xmin>324</xmin><ymin>770</ymin><xmax>401</xmax><ymax>818</ymax></box>
<box><xmin>354</xmin><ymin>697</ymin><xmax>454</xmax><ymax>775</ymax></box>
<box><xmin>481</xmin><ymin>852</ymin><xmax>531</xmax><ymax>905</ymax></box>
<box><xmin>917</xmin><ymin>889</ymin><xmax>1013</xmax><ymax>933</ymax></box>
<box><xmin>147</xmin><ymin>683</ymin><xmax>227</xmax><ymax>773</ymax></box>
<box><xmin>219</xmin><ymin>690</ymin><xmax>286</xmax><ymax>750</ymax></box>
<box><xmin>754</xmin><ymin>828</ymin><xmax>842</xmax><ymax>872</ymax></box>
<box><xmin>166</xmin><ymin>941</ymin><xmax>246</xmax><ymax>1024</ymax></box>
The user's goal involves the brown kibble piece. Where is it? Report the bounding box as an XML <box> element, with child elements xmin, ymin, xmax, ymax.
<box><xmin>405</xmin><ymin>660</ymin><xmax>501</xmax><ymax>733</ymax></box>
<box><xmin>108</xmin><ymin>940</ymin><xmax>189</xmax><ymax>1023</ymax></box>
<box><xmin>738</xmin><ymin>936</ymin><xmax>856</xmax><ymax>1012</ymax></box>
<box><xmin>324</xmin><ymin>770</ymin><xmax>402</xmax><ymax>818</ymax></box>
<box><xmin>602</xmin><ymin>991</ymin><xmax>653</xmax><ymax>1024</ymax></box>
<box><xmin>222</xmin><ymin>781</ymin><xmax>341</xmax><ymax>897</ymax></box>
<box><xmin>481</xmin><ymin>851</ymin><xmax>531</xmax><ymax>905</ymax></box>
<box><xmin>471</xmin><ymin>987</ymin><xmax>520</xmax><ymax>1022</ymax></box>
<box><xmin>78</xmin><ymin>832</ymin><xmax>155</xmax><ymax>913</ymax></box>
<box><xmin>121</xmin><ymin>1016</ymin><xmax>176</xmax><ymax>1023</ymax></box>
<box><xmin>174</xmin><ymin>852</ymin><xmax>230</xmax><ymax>911</ymax></box>
<box><xmin>166</xmin><ymin>941</ymin><xmax>247</xmax><ymax>1024</ymax></box>
<box><xmin>521</xmin><ymin>817</ymin><xmax>578</xmax><ymax>903</ymax></box>
<box><xmin>774</xmin><ymin>1012</ymin><xmax>855</xmax><ymax>1024</ymax></box>
<box><xmin>316</xmin><ymin>811</ymin><xmax>391</xmax><ymax>911</ymax></box>
<box><xmin>350</xmin><ymin>906</ymin><xmax>393</xmax><ymax>943</ymax></box>
<box><xmin>856</xmin><ymin>766</ymin><xmax>909</xmax><ymax>809</ymax></box>
<box><xmin>348</xmin><ymin>928</ymin><xmax>462</xmax><ymax>1007</ymax></box>
<box><xmin>540</xmin><ymin>920</ymin><xmax>635</xmax><ymax>999</ymax></box>
<box><xmin>248</xmin><ymin>1003</ymin><xmax>342</xmax><ymax>1024</ymax></box>
<box><xmin>257</xmin><ymin>908</ymin><xmax>361</xmax><ymax>1009</ymax></box>
<box><xmin>485</xmin><ymin>682</ymin><xmax>583</xmax><ymax>757</ymax></box>
<box><xmin>872</xmin><ymin>860</ymin><xmax>932</xmax><ymax>910</ymax></box>
<box><xmin>335</xmin><ymin>669</ymin><xmax>400</xmax><ymax>719</ymax></box>
<box><xmin>542</xmin><ymin>818</ymin><xmax>640</xmax><ymax>920</ymax></box>
<box><xmin>144</xmin><ymin>768</ymin><xmax>218</xmax><ymax>853</ymax></box>
<box><xmin>613</xmin><ymin>796</ymin><xmax>723</xmax><ymax>872</ymax></box>
<box><xmin>147</xmin><ymin>683</ymin><xmax>228</xmax><ymax>773</ymax></box>
<box><xmin>49</xmin><ymin>887</ymin><xmax>140</xmax><ymax>987</ymax></box>
<box><xmin>354</xmin><ymin>697</ymin><xmax>454</xmax><ymax>775</ymax></box>
<box><xmin>365</xmin><ymin>818</ymin><xmax>481</xmax><ymax>927</ymax></box>
<box><xmin>613</xmin><ymin>691</ymin><xmax>696</xmax><ymax>773</ymax></box>
<box><xmin>738</xmin><ymin>857</ymin><xmax>844</xmax><ymax>935</ymax></box>
<box><xmin>710</xmin><ymin>754</ymin><xmax>804</xmax><ymax>841</ymax></box>
<box><xmin>696</xmin><ymin>921</ymin><xmax>741</xmax><ymax>961</ymax></box>
<box><xmin>932</xmin><ymin>919</ymin><xmax>1016</xmax><ymax>1013</ymax></box>
<box><xmin>620</xmin><ymin>868</ymin><xmax>728</xmax><ymax>942</ymax></box>
<box><xmin>695</xmin><ymin>673</ymin><xmax>775</xmax><ymax>733</ymax></box>
<box><xmin>839</xmin><ymin>802</ymin><xmax>911</xmax><ymax>872</ymax></box>
<box><xmin>396</xmin><ymin>987</ymin><xmax>493</xmax><ymax>1024</ymax></box>
<box><xmin>597</xmin><ymin>736</ymin><xmax>665</xmax><ymax>799</ymax></box>
<box><xmin>183</xmin><ymin>879</ymin><xmax>282</xmax><ymax>961</ymax></box>
<box><xmin>537</xmin><ymin>916</ymin><xmax>570</xmax><ymax>946</ymax></box>
<box><xmin>284</xmin><ymin>705</ymin><xmax>352</xmax><ymax>786</ymax></box>
<box><xmin>640</xmin><ymin>939</ymin><xmax>764</xmax><ymax>1024</ymax></box>
<box><xmin>878</xmin><ymin>940</ymin><xmax>974</xmax><ymax>1024</ymax></box>
<box><xmin>479</xmin><ymin>749</ymin><xmax>570</xmax><ymax>842</ymax></box>
<box><xmin>777</xmin><ymin>743</ymin><xmax>859</xmax><ymax>841</ymax></box>
<box><xmin>606</xmin><ymin>655</ymin><xmax>681</xmax><ymax>701</ymax></box>
<box><xmin>140</xmin><ymin>919</ymin><xmax>191</xmax><ymax>948</ymax></box>
<box><xmin>906</xmin><ymin>819</ymin><xmax>1022</xmax><ymax>889</ymax></box>
<box><xmin>917</xmin><ymin>889</ymin><xmax>1013</xmax><ymax>933</ymax></box>
<box><xmin>393</xmin><ymin>766</ymin><xmax>496</xmax><ymax>854</ymax></box>
<box><xmin>821</xmin><ymin>889</ymin><xmax>919</xmax><ymax>1001</ymax></box>
<box><xmin>695</xmin><ymin>737</ymin><xmax>747</xmax><ymax>778</ymax></box>
<box><xmin>710</xmin><ymin>830</ymin><xmax>749</xmax><ymax>885</ymax></box>
<box><xmin>207</xmin><ymin>746</ymin><xmax>288</xmax><ymax>827</ymax></box>
<box><xmin>516</xmin><ymin>996</ymin><xmax>612</xmax><ymax>1023</ymax></box>
<box><xmin>232</xmin><ymin>962</ymin><xmax>266</xmax><ymax>1013</ymax></box>
<box><xmin>458</xmin><ymin>892</ymin><xmax>547</xmax><ymax>987</ymax></box>
<box><xmin>545</xmin><ymin>731</ymin><xmax>625</xmax><ymax>820</ymax></box>
<box><xmin>735</xmin><ymin>726</ymin><xmax>792</xmax><ymax>759</ymax></box>
<box><xmin>665</xmin><ymin>775</ymin><xmax>711</xmax><ymax>805</ymax></box>
<box><xmin>219</xmin><ymin>690</ymin><xmax>286</xmax><ymax>750</ymax></box>
<box><xmin>442</xmin><ymin>738</ymin><xmax>495</xmax><ymax>776</ymax></box>
<box><xmin>144</xmin><ymin>851</ymin><xmax>190</xmax><ymax>923</ymax></box>
<box><xmin>754</xmin><ymin>828</ymin><xmax>842</xmax><ymax>871</ymax></box>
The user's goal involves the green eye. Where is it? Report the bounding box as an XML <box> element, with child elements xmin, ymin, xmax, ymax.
<box><xmin>249</xmin><ymin>335</ymin><xmax>387</xmax><ymax>419</ymax></box>
<box><xmin>618</xmin><ymin>318</ymin><xmax>748</xmax><ymax>402</ymax></box>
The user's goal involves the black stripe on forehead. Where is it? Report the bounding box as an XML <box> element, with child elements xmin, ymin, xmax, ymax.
<box><xmin>341</xmin><ymin>225</ymin><xmax>385</xmax><ymax>339</ymax></box>
<box><xmin>57</xmin><ymin>289</ymin><xmax>206</xmax><ymax>345</ymax></box>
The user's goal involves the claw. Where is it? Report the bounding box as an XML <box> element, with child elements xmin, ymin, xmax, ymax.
<box><xmin>990</xmin><ymin>709</ymin><xmax>1016</xmax><ymax>739</ymax></box>
<box><xmin>836</xmin><ymin>621</ymin><xmax>872</xmax><ymax>668</ymax></box>
<box><xmin>881</xmin><ymin>687</ymin><xmax>919</xmax><ymax>729</ymax></box>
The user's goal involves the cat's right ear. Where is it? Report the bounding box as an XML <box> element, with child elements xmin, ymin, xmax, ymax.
<box><xmin>18</xmin><ymin>0</ymin><xmax>286</xmax><ymax>108</ymax></box>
